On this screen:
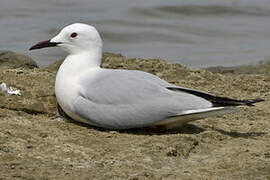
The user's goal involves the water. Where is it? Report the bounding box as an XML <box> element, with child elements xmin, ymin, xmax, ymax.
<box><xmin>1</xmin><ymin>0</ymin><xmax>270</xmax><ymax>68</ymax></box>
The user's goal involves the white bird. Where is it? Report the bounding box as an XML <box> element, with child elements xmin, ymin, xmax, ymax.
<box><xmin>30</xmin><ymin>23</ymin><xmax>263</xmax><ymax>129</ymax></box>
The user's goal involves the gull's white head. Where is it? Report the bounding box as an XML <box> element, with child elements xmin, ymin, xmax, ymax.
<box><xmin>30</xmin><ymin>23</ymin><xmax>103</xmax><ymax>54</ymax></box>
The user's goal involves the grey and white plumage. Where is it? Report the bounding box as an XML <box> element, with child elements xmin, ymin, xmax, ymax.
<box><xmin>29</xmin><ymin>23</ymin><xmax>263</xmax><ymax>129</ymax></box>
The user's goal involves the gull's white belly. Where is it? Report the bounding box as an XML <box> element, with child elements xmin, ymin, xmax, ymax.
<box><xmin>55</xmin><ymin>81</ymin><xmax>93</xmax><ymax>124</ymax></box>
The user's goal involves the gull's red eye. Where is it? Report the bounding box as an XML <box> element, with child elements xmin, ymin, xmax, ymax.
<box><xmin>70</xmin><ymin>32</ymin><xmax>78</xmax><ymax>38</ymax></box>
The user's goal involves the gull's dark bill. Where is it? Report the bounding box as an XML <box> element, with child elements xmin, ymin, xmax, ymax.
<box><xmin>29</xmin><ymin>40</ymin><xmax>61</xmax><ymax>50</ymax></box>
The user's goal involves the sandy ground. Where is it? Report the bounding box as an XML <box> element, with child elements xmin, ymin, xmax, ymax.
<box><xmin>0</xmin><ymin>51</ymin><xmax>269</xmax><ymax>180</ymax></box>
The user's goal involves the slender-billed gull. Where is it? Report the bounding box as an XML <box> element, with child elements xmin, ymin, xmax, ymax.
<box><xmin>29</xmin><ymin>23</ymin><xmax>263</xmax><ymax>129</ymax></box>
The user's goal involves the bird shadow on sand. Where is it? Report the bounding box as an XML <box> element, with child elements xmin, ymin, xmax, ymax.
<box><xmin>121</xmin><ymin>124</ymin><xmax>205</xmax><ymax>135</ymax></box>
<box><xmin>63</xmin><ymin>117</ymin><xmax>204</xmax><ymax>135</ymax></box>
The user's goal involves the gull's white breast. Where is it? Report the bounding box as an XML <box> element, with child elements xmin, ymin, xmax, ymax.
<box><xmin>55</xmin><ymin>54</ymin><xmax>101</xmax><ymax>124</ymax></box>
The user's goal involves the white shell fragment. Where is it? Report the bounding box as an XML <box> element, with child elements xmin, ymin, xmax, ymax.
<box><xmin>0</xmin><ymin>82</ymin><xmax>21</xmax><ymax>96</ymax></box>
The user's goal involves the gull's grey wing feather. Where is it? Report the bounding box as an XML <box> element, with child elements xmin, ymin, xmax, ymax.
<box><xmin>73</xmin><ymin>69</ymin><xmax>214</xmax><ymax>129</ymax></box>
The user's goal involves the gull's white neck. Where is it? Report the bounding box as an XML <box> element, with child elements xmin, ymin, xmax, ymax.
<box><xmin>59</xmin><ymin>48</ymin><xmax>102</xmax><ymax>76</ymax></box>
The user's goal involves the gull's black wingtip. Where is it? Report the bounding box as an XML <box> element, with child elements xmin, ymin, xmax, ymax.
<box><xmin>245</xmin><ymin>99</ymin><xmax>264</xmax><ymax>106</ymax></box>
<box><xmin>167</xmin><ymin>87</ymin><xmax>264</xmax><ymax>107</ymax></box>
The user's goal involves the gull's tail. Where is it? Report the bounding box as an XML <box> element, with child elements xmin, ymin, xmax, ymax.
<box><xmin>154</xmin><ymin>106</ymin><xmax>237</xmax><ymax>129</ymax></box>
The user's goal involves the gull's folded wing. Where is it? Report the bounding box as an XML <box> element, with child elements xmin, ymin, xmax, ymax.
<box><xmin>72</xmin><ymin>69</ymin><xmax>262</xmax><ymax>129</ymax></box>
